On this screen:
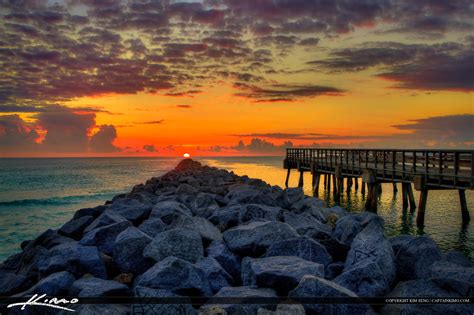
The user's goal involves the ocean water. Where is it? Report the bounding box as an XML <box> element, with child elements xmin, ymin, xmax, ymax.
<box><xmin>0</xmin><ymin>156</ymin><xmax>472</xmax><ymax>262</ymax></box>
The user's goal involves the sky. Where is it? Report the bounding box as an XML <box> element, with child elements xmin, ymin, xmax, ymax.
<box><xmin>0</xmin><ymin>0</ymin><xmax>473</xmax><ymax>157</ymax></box>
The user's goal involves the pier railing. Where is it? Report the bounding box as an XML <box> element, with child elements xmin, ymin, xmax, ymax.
<box><xmin>285</xmin><ymin>148</ymin><xmax>473</xmax><ymax>190</ymax></box>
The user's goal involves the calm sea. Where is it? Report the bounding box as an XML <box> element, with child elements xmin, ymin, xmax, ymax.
<box><xmin>0</xmin><ymin>157</ymin><xmax>472</xmax><ymax>262</ymax></box>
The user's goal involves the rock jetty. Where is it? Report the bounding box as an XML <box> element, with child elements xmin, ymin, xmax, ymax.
<box><xmin>1</xmin><ymin>159</ymin><xmax>473</xmax><ymax>314</ymax></box>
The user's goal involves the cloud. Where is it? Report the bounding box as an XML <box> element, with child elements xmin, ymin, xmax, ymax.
<box><xmin>176</xmin><ymin>105</ymin><xmax>192</xmax><ymax>108</ymax></box>
<box><xmin>0</xmin><ymin>114</ymin><xmax>39</xmax><ymax>149</ymax></box>
<box><xmin>89</xmin><ymin>125</ymin><xmax>120</xmax><ymax>152</ymax></box>
<box><xmin>234</xmin><ymin>83</ymin><xmax>343</xmax><ymax>102</ymax></box>
<box><xmin>309</xmin><ymin>42</ymin><xmax>474</xmax><ymax>91</ymax></box>
<box><xmin>135</xmin><ymin>120</ymin><xmax>164</xmax><ymax>125</ymax></box>
<box><xmin>143</xmin><ymin>144</ymin><xmax>157</xmax><ymax>152</ymax></box>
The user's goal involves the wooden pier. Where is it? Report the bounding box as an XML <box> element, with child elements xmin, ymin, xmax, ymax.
<box><xmin>284</xmin><ymin>148</ymin><xmax>473</xmax><ymax>226</ymax></box>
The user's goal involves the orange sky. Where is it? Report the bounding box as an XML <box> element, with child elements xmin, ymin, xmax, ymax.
<box><xmin>0</xmin><ymin>1</ymin><xmax>473</xmax><ymax>157</ymax></box>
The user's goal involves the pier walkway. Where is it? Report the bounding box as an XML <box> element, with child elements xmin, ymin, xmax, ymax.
<box><xmin>284</xmin><ymin>148</ymin><xmax>473</xmax><ymax>226</ymax></box>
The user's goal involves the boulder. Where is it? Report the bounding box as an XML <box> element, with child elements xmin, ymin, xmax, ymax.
<box><xmin>389</xmin><ymin>234</ymin><xmax>416</xmax><ymax>255</ymax></box>
<box><xmin>0</xmin><ymin>272</ymin><xmax>31</xmax><ymax>295</ymax></box>
<box><xmin>143</xmin><ymin>228</ymin><xmax>204</xmax><ymax>263</ymax></box>
<box><xmin>289</xmin><ymin>197</ymin><xmax>325</xmax><ymax>216</ymax></box>
<box><xmin>23</xmin><ymin>229</ymin><xmax>74</xmax><ymax>250</ymax></box>
<box><xmin>113</xmin><ymin>226</ymin><xmax>154</xmax><ymax>275</ymax></box>
<box><xmin>18</xmin><ymin>271</ymin><xmax>75</xmax><ymax>297</ymax></box>
<box><xmin>195</xmin><ymin>257</ymin><xmax>233</xmax><ymax>293</ymax></box>
<box><xmin>339</xmin><ymin>222</ymin><xmax>396</xmax><ymax>295</ymax></box>
<box><xmin>201</xmin><ymin>286</ymin><xmax>278</xmax><ymax>315</ymax></box>
<box><xmin>242</xmin><ymin>256</ymin><xmax>324</xmax><ymax>294</ymax></box>
<box><xmin>192</xmin><ymin>192</ymin><xmax>220</xmax><ymax>218</ymax></box>
<box><xmin>325</xmin><ymin>262</ymin><xmax>345</xmax><ymax>280</ymax></box>
<box><xmin>427</xmin><ymin>260</ymin><xmax>474</xmax><ymax>288</ymax></box>
<box><xmin>72</xmin><ymin>205</ymin><xmax>107</xmax><ymax>220</ymax></box>
<box><xmin>318</xmin><ymin>238</ymin><xmax>350</xmax><ymax>262</ymax></box>
<box><xmin>83</xmin><ymin>211</ymin><xmax>128</xmax><ymax>234</ymax></box>
<box><xmin>444</xmin><ymin>250</ymin><xmax>473</xmax><ymax>267</ymax></box>
<box><xmin>394</xmin><ymin>235</ymin><xmax>443</xmax><ymax>280</ymax></box>
<box><xmin>283</xmin><ymin>212</ymin><xmax>332</xmax><ymax>239</ymax></box>
<box><xmin>59</xmin><ymin>215</ymin><xmax>95</xmax><ymax>240</ymax></box>
<box><xmin>72</xmin><ymin>305</ymin><xmax>129</xmax><ymax>315</ymax></box>
<box><xmin>70</xmin><ymin>277</ymin><xmax>130</xmax><ymax>297</ymax></box>
<box><xmin>206</xmin><ymin>240</ymin><xmax>242</xmax><ymax>281</ymax></box>
<box><xmin>223</xmin><ymin>220</ymin><xmax>298</xmax><ymax>256</ymax></box>
<box><xmin>138</xmin><ymin>217</ymin><xmax>168</xmax><ymax>238</ymax></box>
<box><xmin>208</xmin><ymin>205</ymin><xmax>242</xmax><ymax>231</ymax></box>
<box><xmin>15</xmin><ymin>245</ymin><xmax>50</xmax><ymax>280</ymax></box>
<box><xmin>238</xmin><ymin>204</ymin><xmax>283</xmax><ymax>224</ymax></box>
<box><xmin>226</xmin><ymin>186</ymin><xmax>277</xmax><ymax>207</ymax></box>
<box><xmin>381</xmin><ymin>279</ymin><xmax>472</xmax><ymax>315</ymax></box>
<box><xmin>135</xmin><ymin>256</ymin><xmax>212</xmax><ymax>296</ymax></box>
<box><xmin>332</xmin><ymin>212</ymin><xmax>384</xmax><ymax>245</ymax></box>
<box><xmin>132</xmin><ymin>286</ymin><xmax>197</xmax><ymax>315</ymax></box>
<box><xmin>176</xmin><ymin>183</ymin><xmax>199</xmax><ymax>195</ymax></box>
<box><xmin>319</xmin><ymin>206</ymin><xmax>349</xmax><ymax>221</ymax></box>
<box><xmin>109</xmin><ymin>198</ymin><xmax>152</xmax><ymax>224</ymax></box>
<box><xmin>280</xmin><ymin>187</ymin><xmax>305</xmax><ymax>208</ymax></box>
<box><xmin>149</xmin><ymin>201</ymin><xmax>192</xmax><ymax>224</ymax></box>
<box><xmin>257</xmin><ymin>304</ymin><xmax>306</xmax><ymax>315</ymax></box>
<box><xmin>289</xmin><ymin>275</ymin><xmax>371</xmax><ymax>314</ymax></box>
<box><xmin>38</xmin><ymin>242</ymin><xmax>107</xmax><ymax>279</ymax></box>
<box><xmin>80</xmin><ymin>220</ymin><xmax>133</xmax><ymax>255</ymax></box>
<box><xmin>265</xmin><ymin>237</ymin><xmax>332</xmax><ymax>266</ymax></box>
<box><xmin>171</xmin><ymin>216</ymin><xmax>223</xmax><ymax>243</ymax></box>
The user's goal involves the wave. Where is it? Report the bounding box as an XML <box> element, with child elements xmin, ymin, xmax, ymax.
<box><xmin>0</xmin><ymin>192</ymin><xmax>120</xmax><ymax>207</ymax></box>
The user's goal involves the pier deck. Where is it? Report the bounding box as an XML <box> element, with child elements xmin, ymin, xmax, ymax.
<box><xmin>284</xmin><ymin>148</ymin><xmax>473</xmax><ymax>226</ymax></box>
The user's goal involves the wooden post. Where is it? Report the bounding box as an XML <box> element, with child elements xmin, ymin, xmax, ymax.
<box><xmin>401</xmin><ymin>183</ymin><xmax>409</xmax><ymax>210</ymax></box>
<box><xmin>327</xmin><ymin>173</ymin><xmax>331</xmax><ymax>193</ymax></box>
<box><xmin>407</xmin><ymin>184</ymin><xmax>416</xmax><ymax>212</ymax></box>
<box><xmin>346</xmin><ymin>177</ymin><xmax>352</xmax><ymax>193</ymax></box>
<box><xmin>285</xmin><ymin>169</ymin><xmax>291</xmax><ymax>188</ymax></box>
<box><xmin>361</xmin><ymin>181</ymin><xmax>366</xmax><ymax>195</ymax></box>
<box><xmin>459</xmin><ymin>189</ymin><xmax>471</xmax><ymax>224</ymax></box>
<box><xmin>313</xmin><ymin>173</ymin><xmax>321</xmax><ymax>197</ymax></box>
<box><xmin>393</xmin><ymin>182</ymin><xmax>398</xmax><ymax>194</ymax></box>
<box><xmin>377</xmin><ymin>183</ymin><xmax>382</xmax><ymax>195</ymax></box>
<box><xmin>298</xmin><ymin>170</ymin><xmax>304</xmax><ymax>188</ymax></box>
<box><xmin>416</xmin><ymin>189</ymin><xmax>429</xmax><ymax>226</ymax></box>
<box><xmin>323</xmin><ymin>174</ymin><xmax>327</xmax><ymax>190</ymax></box>
<box><xmin>363</xmin><ymin>170</ymin><xmax>377</xmax><ymax>211</ymax></box>
<box><xmin>354</xmin><ymin>177</ymin><xmax>359</xmax><ymax>191</ymax></box>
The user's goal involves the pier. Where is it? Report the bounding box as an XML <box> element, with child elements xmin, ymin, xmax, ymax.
<box><xmin>284</xmin><ymin>148</ymin><xmax>473</xmax><ymax>226</ymax></box>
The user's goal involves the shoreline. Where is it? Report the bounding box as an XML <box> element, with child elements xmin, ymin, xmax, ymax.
<box><xmin>1</xmin><ymin>159</ymin><xmax>473</xmax><ymax>314</ymax></box>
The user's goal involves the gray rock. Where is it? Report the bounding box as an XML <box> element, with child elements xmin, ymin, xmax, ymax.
<box><xmin>192</xmin><ymin>192</ymin><xmax>220</xmax><ymax>218</ymax></box>
<box><xmin>0</xmin><ymin>272</ymin><xmax>31</xmax><ymax>295</ymax></box>
<box><xmin>389</xmin><ymin>234</ymin><xmax>416</xmax><ymax>254</ymax></box>
<box><xmin>206</xmin><ymin>240</ymin><xmax>242</xmax><ymax>281</ymax></box>
<box><xmin>382</xmin><ymin>279</ymin><xmax>472</xmax><ymax>315</ymax></box>
<box><xmin>428</xmin><ymin>260</ymin><xmax>474</xmax><ymax>289</ymax></box>
<box><xmin>16</xmin><ymin>246</ymin><xmax>50</xmax><ymax>280</ymax></box>
<box><xmin>149</xmin><ymin>201</ymin><xmax>193</xmax><ymax>224</ymax></box>
<box><xmin>242</xmin><ymin>256</ymin><xmax>324</xmax><ymax>294</ymax></box>
<box><xmin>73</xmin><ymin>305</ymin><xmax>129</xmax><ymax>315</ymax></box>
<box><xmin>208</xmin><ymin>205</ymin><xmax>242</xmax><ymax>231</ymax></box>
<box><xmin>265</xmin><ymin>237</ymin><xmax>332</xmax><ymax>266</ymax></box>
<box><xmin>226</xmin><ymin>186</ymin><xmax>277</xmax><ymax>206</ymax></box>
<box><xmin>59</xmin><ymin>215</ymin><xmax>95</xmax><ymax>240</ymax></box>
<box><xmin>195</xmin><ymin>257</ymin><xmax>233</xmax><ymax>293</ymax></box>
<box><xmin>318</xmin><ymin>238</ymin><xmax>351</xmax><ymax>262</ymax></box>
<box><xmin>83</xmin><ymin>211</ymin><xmax>128</xmax><ymax>234</ymax></box>
<box><xmin>24</xmin><ymin>229</ymin><xmax>75</xmax><ymax>250</ymax></box>
<box><xmin>18</xmin><ymin>271</ymin><xmax>75</xmax><ymax>296</ymax></box>
<box><xmin>223</xmin><ymin>220</ymin><xmax>298</xmax><ymax>256</ymax></box>
<box><xmin>257</xmin><ymin>304</ymin><xmax>306</xmax><ymax>315</ymax></box>
<box><xmin>444</xmin><ymin>250</ymin><xmax>473</xmax><ymax>267</ymax></box>
<box><xmin>281</xmin><ymin>187</ymin><xmax>305</xmax><ymax>207</ymax></box>
<box><xmin>136</xmin><ymin>256</ymin><xmax>212</xmax><ymax>296</ymax></box>
<box><xmin>138</xmin><ymin>217</ymin><xmax>168</xmax><ymax>238</ymax></box>
<box><xmin>80</xmin><ymin>220</ymin><xmax>133</xmax><ymax>255</ymax></box>
<box><xmin>144</xmin><ymin>228</ymin><xmax>204</xmax><ymax>263</ymax></box>
<box><xmin>201</xmin><ymin>286</ymin><xmax>278</xmax><ymax>315</ymax></box>
<box><xmin>176</xmin><ymin>183</ymin><xmax>199</xmax><ymax>195</ymax></box>
<box><xmin>325</xmin><ymin>262</ymin><xmax>345</xmax><ymax>280</ymax></box>
<box><xmin>332</xmin><ymin>212</ymin><xmax>384</xmax><ymax>245</ymax></box>
<box><xmin>38</xmin><ymin>242</ymin><xmax>107</xmax><ymax>279</ymax></box>
<box><xmin>319</xmin><ymin>206</ymin><xmax>349</xmax><ymax>220</ymax></box>
<box><xmin>290</xmin><ymin>197</ymin><xmax>325</xmax><ymax>215</ymax></box>
<box><xmin>394</xmin><ymin>235</ymin><xmax>443</xmax><ymax>280</ymax></box>
<box><xmin>113</xmin><ymin>226</ymin><xmax>153</xmax><ymax>274</ymax></box>
<box><xmin>339</xmin><ymin>222</ymin><xmax>396</xmax><ymax>295</ymax></box>
<box><xmin>70</xmin><ymin>277</ymin><xmax>130</xmax><ymax>297</ymax></box>
<box><xmin>283</xmin><ymin>212</ymin><xmax>332</xmax><ymax>239</ymax></box>
<box><xmin>289</xmin><ymin>275</ymin><xmax>371</xmax><ymax>314</ymax></box>
<box><xmin>109</xmin><ymin>198</ymin><xmax>152</xmax><ymax>224</ymax></box>
<box><xmin>239</xmin><ymin>204</ymin><xmax>283</xmax><ymax>224</ymax></box>
<box><xmin>132</xmin><ymin>286</ymin><xmax>197</xmax><ymax>315</ymax></box>
<box><xmin>72</xmin><ymin>205</ymin><xmax>107</xmax><ymax>220</ymax></box>
<box><xmin>172</xmin><ymin>216</ymin><xmax>223</xmax><ymax>243</ymax></box>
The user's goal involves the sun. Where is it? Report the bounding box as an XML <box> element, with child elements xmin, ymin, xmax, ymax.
<box><xmin>183</xmin><ymin>153</ymin><xmax>191</xmax><ymax>158</ymax></box>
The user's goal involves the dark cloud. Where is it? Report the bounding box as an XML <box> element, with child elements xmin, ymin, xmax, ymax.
<box><xmin>135</xmin><ymin>120</ymin><xmax>164</xmax><ymax>125</ymax></box>
<box><xmin>176</xmin><ymin>105</ymin><xmax>191</xmax><ymax>109</ymax></box>
<box><xmin>143</xmin><ymin>144</ymin><xmax>157</xmax><ymax>152</ymax></box>
<box><xmin>234</xmin><ymin>83</ymin><xmax>343</xmax><ymax>102</ymax></box>
<box><xmin>233</xmin><ymin>138</ymin><xmax>293</xmax><ymax>153</ymax></box>
<box><xmin>310</xmin><ymin>42</ymin><xmax>474</xmax><ymax>91</ymax></box>
<box><xmin>0</xmin><ymin>114</ymin><xmax>39</xmax><ymax>148</ymax></box>
<box><xmin>89</xmin><ymin>125</ymin><xmax>120</xmax><ymax>152</ymax></box>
